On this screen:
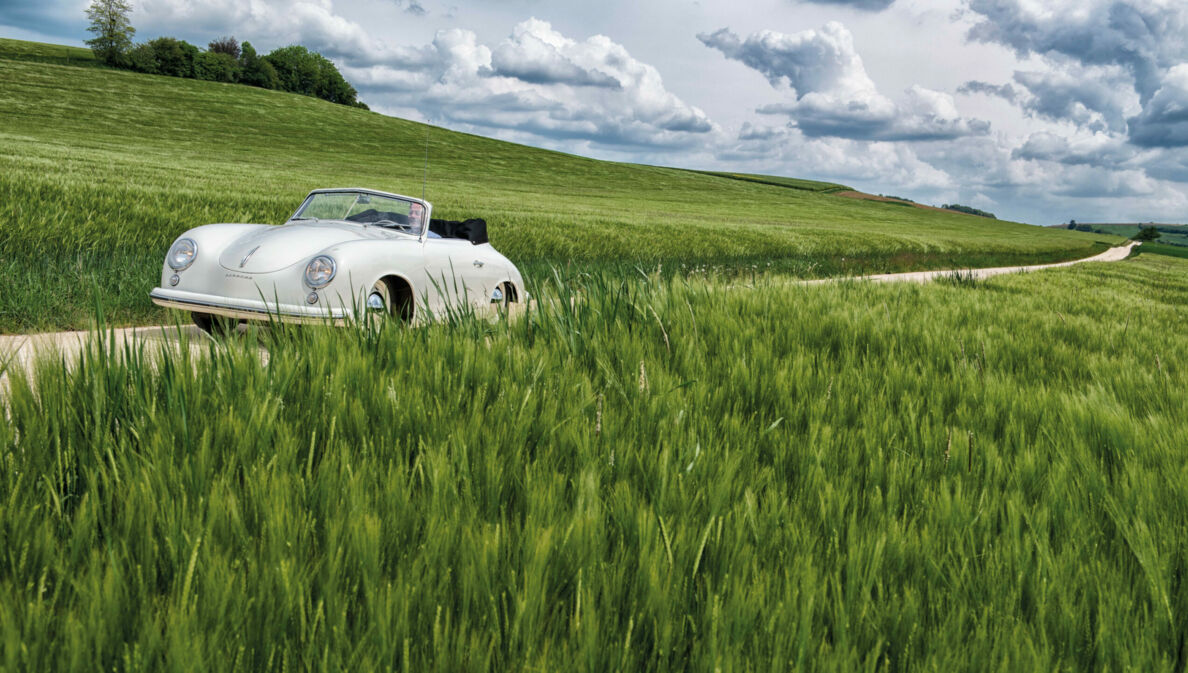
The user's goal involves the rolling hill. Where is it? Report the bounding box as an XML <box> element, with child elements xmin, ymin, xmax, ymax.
<box><xmin>0</xmin><ymin>37</ymin><xmax>1116</xmax><ymax>332</ymax></box>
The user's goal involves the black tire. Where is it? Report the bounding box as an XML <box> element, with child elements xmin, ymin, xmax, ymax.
<box><xmin>191</xmin><ymin>312</ymin><xmax>239</xmax><ymax>336</ymax></box>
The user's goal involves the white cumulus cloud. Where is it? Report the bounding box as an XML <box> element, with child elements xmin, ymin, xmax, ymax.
<box><xmin>700</xmin><ymin>22</ymin><xmax>989</xmax><ymax>141</ymax></box>
<box><xmin>343</xmin><ymin>18</ymin><xmax>717</xmax><ymax>149</ymax></box>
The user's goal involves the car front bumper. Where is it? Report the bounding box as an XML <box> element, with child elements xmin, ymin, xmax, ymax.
<box><xmin>149</xmin><ymin>287</ymin><xmax>350</xmax><ymax>324</ymax></box>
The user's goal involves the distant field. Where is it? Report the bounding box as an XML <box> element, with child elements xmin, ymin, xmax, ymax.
<box><xmin>0</xmin><ymin>38</ymin><xmax>97</xmax><ymax>66</ymax></box>
<box><xmin>0</xmin><ymin>37</ymin><xmax>1116</xmax><ymax>332</ymax></box>
<box><xmin>1138</xmin><ymin>241</ymin><xmax>1188</xmax><ymax>259</ymax></box>
<box><xmin>1068</xmin><ymin>223</ymin><xmax>1188</xmax><ymax>247</ymax></box>
<box><xmin>3</xmin><ymin>253</ymin><xmax>1186</xmax><ymax>671</ymax></box>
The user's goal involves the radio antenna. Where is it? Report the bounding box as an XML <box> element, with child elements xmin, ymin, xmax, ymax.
<box><xmin>421</xmin><ymin>126</ymin><xmax>429</xmax><ymax>203</ymax></box>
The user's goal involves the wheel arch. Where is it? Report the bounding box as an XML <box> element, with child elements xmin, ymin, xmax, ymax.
<box><xmin>375</xmin><ymin>273</ymin><xmax>416</xmax><ymax>322</ymax></box>
<box><xmin>495</xmin><ymin>278</ymin><xmax>520</xmax><ymax>302</ymax></box>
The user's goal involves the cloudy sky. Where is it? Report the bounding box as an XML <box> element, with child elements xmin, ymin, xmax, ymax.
<box><xmin>3</xmin><ymin>0</ymin><xmax>1187</xmax><ymax>224</ymax></box>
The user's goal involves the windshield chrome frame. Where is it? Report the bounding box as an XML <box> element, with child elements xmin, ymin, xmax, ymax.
<box><xmin>289</xmin><ymin>188</ymin><xmax>432</xmax><ymax>242</ymax></box>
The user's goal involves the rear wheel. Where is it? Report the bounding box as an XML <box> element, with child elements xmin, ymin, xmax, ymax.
<box><xmin>191</xmin><ymin>312</ymin><xmax>239</xmax><ymax>336</ymax></box>
<box><xmin>491</xmin><ymin>283</ymin><xmax>508</xmax><ymax>308</ymax></box>
<box><xmin>491</xmin><ymin>282</ymin><xmax>519</xmax><ymax>313</ymax></box>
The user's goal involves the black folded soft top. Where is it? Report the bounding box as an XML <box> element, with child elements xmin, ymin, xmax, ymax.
<box><xmin>429</xmin><ymin>218</ymin><xmax>488</xmax><ymax>245</ymax></box>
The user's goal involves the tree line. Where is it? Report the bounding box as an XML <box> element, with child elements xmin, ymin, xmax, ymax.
<box><xmin>875</xmin><ymin>194</ymin><xmax>1000</xmax><ymax>220</ymax></box>
<box><xmin>85</xmin><ymin>0</ymin><xmax>367</xmax><ymax>109</ymax></box>
<box><xmin>1065</xmin><ymin>221</ymin><xmax>1165</xmax><ymax>241</ymax></box>
<box><xmin>941</xmin><ymin>204</ymin><xmax>997</xmax><ymax>219</ymax></box>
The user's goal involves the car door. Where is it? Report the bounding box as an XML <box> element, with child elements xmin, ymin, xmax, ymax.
<box><xmin>467</xmin><ymin>245</ymin><xmax>506</xmax><ymax>307</ymax></box>
<box><xmin>421</xmin><ymin>239</ymin><xmax>495</xmax><ymax>314</ymax></box>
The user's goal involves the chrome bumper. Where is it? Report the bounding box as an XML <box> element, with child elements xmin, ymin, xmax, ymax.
<box><xmin>149</xmin><ymin>288</ymin><xmax>349</xmax><ymax>324</ymax></box>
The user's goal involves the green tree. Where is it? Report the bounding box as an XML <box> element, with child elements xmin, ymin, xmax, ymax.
<box><xmin>208</xmin><ymin>36</ymin><xmax>240</xmax><ymax>60</ymax></box>
<box><xmin>84</xmin><ymin>0</ymin><xmax>135</xmax><ymax>66</ymax></box>
<box><xmin>942</xmin><ymin>203</ymin><xmax>997</xmax><ymax>219</ymax></box>
<box><xmin>264</xmin><ymin>45</ymin><xmax>323</xmax><ymax>96</ymax></box>
<box><xmin>125</xmin><ymin>43</ymin><xmax>158</xmax><ymax>73</ymax></box>
<box><xmin>195</xmin><ymin>51</ymin><xmax>241</xmax><ymax>83</ymax></box>
<box><xmin>238</xmin><ymin>42</ymin><xmax>280</xmax><ymax>90</ymax></box>
<box><xmin>1134</xmin><ymin>226</ymin><xmax>1162</xmax><ymax>241</ymax></box>
<box><xmin>147</xmin><ymin>37</ymin><xmax>198</xmax><ymax>78</ymax></box>
<box><xmin>264</xmin><ymin>45</ymin><xmax>362</xmax><ymax>106</ymax></box>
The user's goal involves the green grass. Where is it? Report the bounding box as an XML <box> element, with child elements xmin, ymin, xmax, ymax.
<box><xmin>0</xmin><ymin>39</ymin><xmax>98</xmax><ymax>67</ymax></box>
<box><xmin>0</xmin><ymin>37</ymin><xmax>1119</xmax><ymax>333</ymax></box>
<box><xmin>3</xmin><ymin>254</ymin><xmax>1187</xmax><ymax>671</ymax></box>
<box><xmin>1137</xmin><ymin>241</ymin><xmax>1188</xmax><ymax>259</ymax></box>
<box><xmin>1151</xmin><ymin>231</ymin><xmax>1188</xmax><ymax>246</ymax></box>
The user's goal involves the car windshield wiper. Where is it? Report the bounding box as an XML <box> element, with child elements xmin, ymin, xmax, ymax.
<box><xmin>289</xmin><ymin>216</ymin><xmax>318</xmax><ymax>222</ymax></box>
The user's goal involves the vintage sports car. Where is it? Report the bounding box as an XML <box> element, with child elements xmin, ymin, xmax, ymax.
<box><xmin>150</xmin><ymin>188</ymin><xmax>523</xmax><ymax>332</ymax></box>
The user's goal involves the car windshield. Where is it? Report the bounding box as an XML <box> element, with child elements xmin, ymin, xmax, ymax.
<box><xmin>292</xmin><ymin>191</ymin><xmax>424</xmax><ymax>234</ymax></box>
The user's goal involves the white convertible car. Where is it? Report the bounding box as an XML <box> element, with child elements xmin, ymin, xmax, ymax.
<box><xmin>150</xmin><ymin>187</ymin><xmax>524</xmax><ymax>332</ymax></box>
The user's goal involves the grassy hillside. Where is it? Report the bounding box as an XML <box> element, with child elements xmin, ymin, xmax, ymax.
<box><xmin>3</xmin><ymin>254</ymin><xmax>1186</xmax><ymax>671</ymax></box>
<box><xmin>0</xmin><ymin>38</ymin><xmax>98</xmax><ymax>66</ymax></box>
<box><xmin>0</xmin><ymin>37</ymin><xmax>1116</xmax><ymax>332</ymax></box>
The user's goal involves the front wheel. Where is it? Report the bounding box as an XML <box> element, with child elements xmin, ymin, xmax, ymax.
<box><xmin>191</xmin><ymin>312</ymin><xmax>239</xmax><ymax>336</ymax></box>
<box><xmin>365</xmin><ymin>280</ymin><xmax>392</xmax><ymax>324</ymax></box>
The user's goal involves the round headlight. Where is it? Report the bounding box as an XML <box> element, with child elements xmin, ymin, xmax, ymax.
<box><xmin>167</xmin><ymin>238</ymin><xmax>198</xmax><ymax>271</ymax></box>
<box><xmin>304</xmin><ymin>255</ymin><xmax>336</xmax><ymax>288</ymax></box>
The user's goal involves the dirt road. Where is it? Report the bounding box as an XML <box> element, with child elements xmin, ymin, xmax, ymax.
<box><xmin>0</xmin><ymin>325</ymin><xmax>208</xmax><ymax>390</ymax></box>
<box><xmin>797</xmin><ymin>241</ymin><xmax>1138</xmax><ymax>286</ymax></box>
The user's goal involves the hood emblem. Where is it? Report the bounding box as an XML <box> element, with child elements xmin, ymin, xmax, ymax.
<box><xmin>239</xmin><ymin>245</ymin><xmax>261</xmax><ymax>268</ymax></box>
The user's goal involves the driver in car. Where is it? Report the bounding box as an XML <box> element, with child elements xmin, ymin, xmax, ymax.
<box><xmin>408</xmin><ymin>203</ymin><xmax>424</xmax><ymax>233</ymax></box>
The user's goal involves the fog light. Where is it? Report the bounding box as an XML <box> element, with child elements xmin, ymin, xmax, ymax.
<box><xmin>306</xmin><ymin>292</ymin><xmax>319</xmax><ymax>305</ymax></box>
<box><xmin>169</xmin><ymin>274</ymin><xmax>180</xmax><ymax>286</ymax></box>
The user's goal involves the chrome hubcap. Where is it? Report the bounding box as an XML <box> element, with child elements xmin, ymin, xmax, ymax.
<box><xmin>490</xmin><ymin>286</ymin><xmax>504</xmax><ymax>303</ymax></box>
<box><xmin>367</xmin><ymin>292</ymin><xmax>387</xmax><ymax>312</ymax></box>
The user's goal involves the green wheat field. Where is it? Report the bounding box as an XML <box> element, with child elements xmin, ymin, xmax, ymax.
<box><xmin>2</xmin><ymin>38</ymin><xmax>1187</xmax><ymax>671</ymax></box>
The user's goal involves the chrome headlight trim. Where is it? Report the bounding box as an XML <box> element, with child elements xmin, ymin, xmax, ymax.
<box><xmin>304</xmin><ymin>255</ymin><xmax>337</xmax><ymax>288</ymax></box>
<box><xmin>167</xmin><ymin>238</ymin><xmax>198</xmax><ymax>271</ymax></box>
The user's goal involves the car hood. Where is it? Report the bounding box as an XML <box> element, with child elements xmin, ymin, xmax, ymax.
<box><xmin>217</xmin><ymin>222</ymin><xmax>391</xmax><ymax>273</ymax></box>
